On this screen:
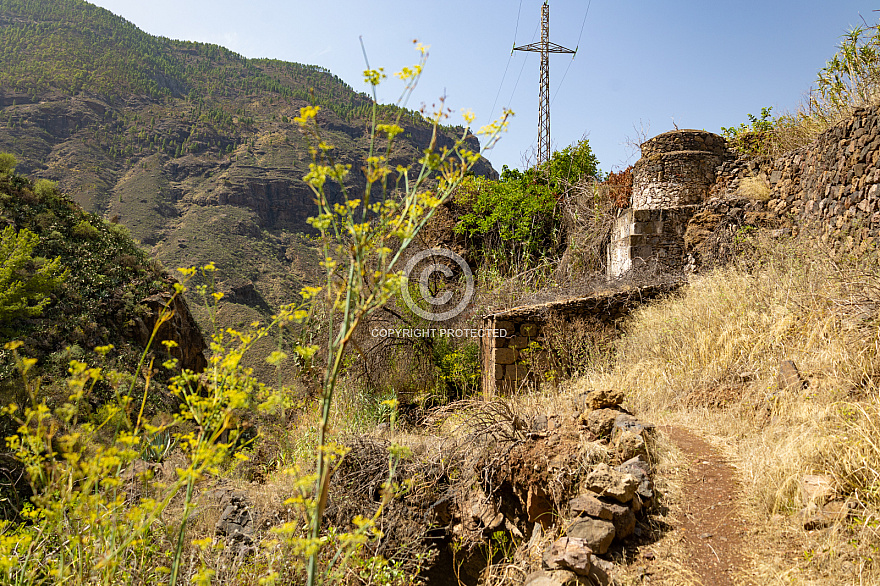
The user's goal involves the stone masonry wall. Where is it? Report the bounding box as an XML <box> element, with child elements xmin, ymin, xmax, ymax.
<box><xmin>480</xmin><ymin>286</ymin><xmax>675</xmax><ymax>397</ymax></box>
<box><xmin>609</xmin><ymin>129</ymin><xmax>729</xmax><ymax>278</ymax></box>
<box><xmin>481</xmin><ymin>317</ymin><xmax>545</xmax><ymax>395</ymax></box>
<box><xmin>607</xmin><ymin>208</ymin><xmax>697</xmax><ymax>276</ymax></box>
<box><xmin>703</xmin><ymin>103</ymin><xmax>880</xmax><ymax>255</ymax></box>
<box><xmin>768</xmin><ymin>105</ymin><xmax>880</xmax><ymax>253</ymax></box>
<box><xmin>486</xmin><ymin>104</ymin><xmax>880</xmax><ymax>393</ymax></box>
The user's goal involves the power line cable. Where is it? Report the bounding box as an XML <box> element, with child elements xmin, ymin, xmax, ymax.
<box><xmin>489</xmin><ymin>0</ymin><xmax>525</xmax><ymax>122</ymax></box>
<box><xmin>513</xmin><ymin>0</ymin><xmax>523</xmax><ymax>43</ymax></box>
<box><xmin>576</xmin><ymin>0</ymin><xmax>592</xmax><ymax>49</ymax></box>
<box><xmin>505</xmin><ymin>21</ymin><xmax>539</xmax><ymax>109</ymax></box>
<box><xmin>551</xmin><ymin>0</ymin><xmax>592</xmax><ymax>106</ymax></box>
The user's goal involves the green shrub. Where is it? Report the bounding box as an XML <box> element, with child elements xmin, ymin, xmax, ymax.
<box><xmin>33</xmin><ymin>179</ymin><xmax>57</xmax><ymax>200</ymax></box>
<box><xmin>71</xmin><ymin>219</ymin><xmax>100</xmax><ymax>239</ymax></box>
<box><xmin>434</xmin><ymin>338</ymin><xmax>480</xmax><ymax>399</ymax></box>
<box><xmin>721</xmin><ymin>106</ymin><xmax>777</xmax><ymax>158</ymax></box>
<box><xmin>454</xmin><ymin>138</ymin><xmax>600</xmax><ymax>274</ymax></box>
<box><xmin>0</xmin><ymin>225</ymin><xmax>66</xmax><ymax>324</ymax></box>
<box><xmin>0</xmin><ymin>152</ymin><xmax>16</xmax><ymax>175</ymax></box>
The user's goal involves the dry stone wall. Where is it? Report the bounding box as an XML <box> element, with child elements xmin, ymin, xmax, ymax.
<box><xmin>704</xmin><ymin>103</ymin><xmax>880</xmax><ymax>256</ymax></box>
<box><xmin>480</xmin><ymin>285</ymin><xmax>675</xmax><ymax>397</ymax></box>
<box><xmin>767</xmin><ymin>104</ymin><xmax>880</xmax><ymax>253</ymax></box>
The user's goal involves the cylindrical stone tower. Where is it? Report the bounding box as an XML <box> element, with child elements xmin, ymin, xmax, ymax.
<box><xmin>631</xmin><ymin>130</ymin><xmax>727</xmax><ymax>210</ymax></box>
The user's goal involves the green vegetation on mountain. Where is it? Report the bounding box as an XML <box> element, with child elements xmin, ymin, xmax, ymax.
<box><xmin>0</xmin><ymin>45</ymin><xmax>511</xmax><ymax>581</ymax></box>
<box><xmin>0</xmin><ymin>224</ymin><xmax>66</xmax><ymax>323</ymax></box>
<box><xmin>0</xmin><ymin>162</ymin><xmax>202</xmax><ymax>417</ymax></box>
<box><xmin>0</xmin><ymin>0</ymin><xmax>452</xmax><ymax>124</ymax></box>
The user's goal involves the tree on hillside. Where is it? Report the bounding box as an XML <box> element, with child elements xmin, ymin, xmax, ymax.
<box><xmin>0</xmin><ymin>153</ymin><xmax>16</xmax><ymax>175</ymax></box>
<box><xmin>0</xmin><ymin>225</ymin><xmax>66</xmax><ymax>324</ymax></box>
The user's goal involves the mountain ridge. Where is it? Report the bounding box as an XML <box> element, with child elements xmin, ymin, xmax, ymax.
<box><xmin>0</xmin><ymin>0</ymin><xmax>495</xmax><ymax>352</ymax></box>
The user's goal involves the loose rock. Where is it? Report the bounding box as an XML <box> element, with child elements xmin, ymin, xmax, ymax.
<box><xmin>798</xmin><ymin>500</ymin><xmax>853</xmax><ymax>530</ymax></box>
<box><xmin>577</xmin><ymin>389</ymin><xmax>625</xmax><ymax>411</ymax></box>
<box><xmin>801</xmin><ymin>474</ymin><xmax>835</xmax><ymax>505</ymax></box>
<box><xmin>524</xmin><ymin>569</ymin><xmax>579</xmax><ymax>586</ymax></box>
<box><xmin>584</xmin><ymin>463</ymin><xmax>639</xmax><ymax>503</ymax></box>
<box><xmin>543</xmin><ymin>537</ymin><xmax>593</xmax><ymax>575</ymax></box>
<box><xmin>212</xmin><ymin>488</ymin><xmax>257</xmax><ymax>562</ymax></box>
<box><xmin>589</xmin><ymin>557</ymin><xmax>614</xmax><ymax>586</ymax></box>
<box><xmin>603</xmin><ymin>500</ymin><xmax>637</xmax><ymax>539</ymax></box>
<box><xmin>613</xmin><ymin>413</ymin><xmax>654</xmax><ymax>435</ymax></box>
<box><xmin>778</xmin><ymin>359</ymin><xmax>806</xmax><ymax>391</ymax></box>
<box><xmin>618</xmin><ymin>456</ymin><xmax>655</xmax><ymax>502</ymax></box>
<box><xmin>567</xmin><ymin>517</ymin><xmax>616</xmax><ymax>554</ymax></box>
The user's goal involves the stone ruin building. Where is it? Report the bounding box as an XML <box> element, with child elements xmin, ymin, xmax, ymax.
<box><xmin>607</xmin><ymin>130</ymin><xmax>729</xmax><ymax>277</ymax></box>
<box><xmin>481</xmin><ymin>129</ymin><xmax>732</xmax><ymax>396</ymax></box>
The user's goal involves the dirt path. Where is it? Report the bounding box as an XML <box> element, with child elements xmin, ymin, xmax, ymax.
<box><xmin>661</xmin><ymin>426</ymin><xmax>753</xmax><ymax>586</ymax></box>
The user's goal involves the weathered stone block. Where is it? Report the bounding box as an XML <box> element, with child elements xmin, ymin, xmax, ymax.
<box><xmin>613</xmin><ymin>430</ymin><xmax>647</xmax><ymax>461</ymax></box>
<box><xmin>510</xmin><ymin>335</ymin><xmax>530</xmax><ymax>349</ymax></box>
<box><xmin>506</xmin><ymin>364</ymin><xmax>529</xmax><ymax>380</ymax></box>
<box><xmin>495</xmin><ymin>347</ymin><xmax>517</xmax><ymax>365</ymax></box>
<box><xmin>569</xmin><ymin>492</ymin><xmax>614</xmax><ymax>521</ymax></box>
<box><xmin>583</xmin><ymin>463</ymin><xmax>639</xmax><ymax>504</ymax></box>
<box><xmin>801</xmin><ymin>474</ymin><xmax>836</xmax><ymax>505</ymax></box>
<box><xmin>566</xmin><ymin>518</ymin><xmax>615</xmax><ymax>554</ymax></box>
<box><xmin>582</xmin><ymin>409</ymin><xmax>619</xmax><ymax>437</ymax></box>
<box><xmin>524</xmin><ymin>570</ymin><xmax>578</xmax><ymax>586</ymax></box>
<box><xmin>603</xmin><ymin>500</ymin><xmax>636</xmax><ymax>539</ymax></box>
<box><xmin>779</xmin><ymin>359</ymin><xmax>806</xmax><ymax>391</ymax></box>
<box><xmin>542</xmin><ymin>537</ymin><xmax>593</xmax><ymax>576</ymax></box>
<box><xmin>495</xmin><ymin>320</ymin><xmax>514</xmax><ymax>336</ymax></box>
<box><xmin>576</xmin><ymin>389</ymin><xmax>625</xmax><ymax>411</ymax></box>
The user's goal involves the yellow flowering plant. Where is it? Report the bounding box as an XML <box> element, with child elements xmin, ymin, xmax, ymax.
<box><xmin>0</xmin><ymin>43</ymin><xmax>510</xmax><ymax>586</ymax></box>
<box><xmin>293</xmin><ymin>42</ymin><xmax>510</xmax><ymax>585</ymax></box>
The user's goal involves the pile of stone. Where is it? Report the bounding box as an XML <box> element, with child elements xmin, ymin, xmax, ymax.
<box><xmin>210</xmin><ymin>486</ymin><xmax>257</xmax><ymax>563</ymax></box>
<box><xmin>796</xmin><ymin>473</ymin><xmax>859</xmax><ymax>531</ymax></box>
<box><xmin>520</xmin><ymin>389</ymin><xmax>656</xmax><ymax>586</ymax></box>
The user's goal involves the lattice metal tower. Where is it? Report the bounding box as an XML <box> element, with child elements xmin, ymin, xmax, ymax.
<box><xmin>514</xmin><ymin>1</ymin><xmax>575</xmax><ymax>165</ymax></box>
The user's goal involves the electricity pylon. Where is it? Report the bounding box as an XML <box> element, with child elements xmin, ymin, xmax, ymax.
<box><xmin>514</xmin><ymin>1</ymin><xmax>575</xmax><ymax>165</ymax></box>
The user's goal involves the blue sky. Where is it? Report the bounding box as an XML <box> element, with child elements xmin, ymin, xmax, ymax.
<box><xmin>89</xmin><ymin>0</ymin><xmax>878</xmax><ymax>174</ymax></box>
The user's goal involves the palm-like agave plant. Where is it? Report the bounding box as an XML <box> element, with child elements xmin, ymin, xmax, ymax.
<box><xmin>140</xmin><ymin>430</ymin><xmax>177</xmax><ymax>463</ymax></box>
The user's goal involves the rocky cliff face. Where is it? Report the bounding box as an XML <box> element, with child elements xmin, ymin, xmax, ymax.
<box><xmin>134</xmin><ymin>288</ymin><xmax>208</xmax><ymax>374</ymax></box>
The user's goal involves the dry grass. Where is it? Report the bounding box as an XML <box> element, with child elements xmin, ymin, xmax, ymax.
<box><xmin>574</xmin><ymin>231</ymin><xmax>880</xmax><ymax>583</ymax></box>
<box><xmin>738</xmin><ymin>175</ymin><xmax>772</xmax><ymax>201</ymax></box>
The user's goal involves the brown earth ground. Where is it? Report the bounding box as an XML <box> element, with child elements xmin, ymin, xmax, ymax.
<box><xmin>661</xmin><ymin>426</ymin><xmax>754</xmax><ymax>586</ymax></box>
<box><xmin>616</xmin><ymin>425</ymin><xmax>808</xmax><ymax>586</ymax></box>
